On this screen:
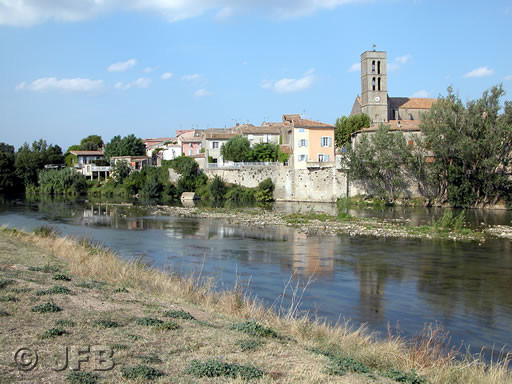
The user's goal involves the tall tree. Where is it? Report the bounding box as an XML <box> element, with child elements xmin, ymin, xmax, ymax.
<box><xmin>80</xmin><ymin>135</ymin><xmax>104</xmax><ymax>151</ymax></box>
<box><xmin>14</xmin><ymin>140</ymin><xmax>64</xmax><ymax>186</ymax></box>
<box><xmin>335</xmin><ymin>113</ymin><xmax>370</xmax><ymax>149</ymax></box>
<box><xmin>0</xmin><ymin>142</ymin><xmax>17</xmax><ymax>192</ymax></box>
<box><xmin>104</xmin><ymin>134</ymin><xmax>145</xmax><ymax>159</ymax></box>
<box><xmin>220</xmin><ymin>136</ymin><xmax>251</xmax><ymax>162</ymax></box>
<box><xmin>247</xmin><ymin>143</ymin><xmax>278</xmax><ymax>162</ymax></box>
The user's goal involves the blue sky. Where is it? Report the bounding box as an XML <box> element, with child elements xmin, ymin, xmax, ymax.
<box><xmin>1</xmin><ymin>0</ymin><xmax>511</xmax><ymax>150</ymax></box>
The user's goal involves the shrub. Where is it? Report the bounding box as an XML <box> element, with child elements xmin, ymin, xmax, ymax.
<box><xmin>38</xmin><ymin>168</ymin><xmax>88</xmax><ymax>195</ymax></box>
<box><xmin>208</xmin><ymin>176</ymin><xmax>227</xmax><ymax>202</ymax></box>
<box><xmin>186</xmin><ymin>359</ymin><xmax>263</xmax><ymax>380</ymax></box>
<box><xmin>163</xmin><ymin>309</ymin><xmax>195</xmax><ymax>320</ymax></box>
<box><xmin>94</xmin><ymin>319</ymin><xmax>121</xmax><ymax>328</ymax></box>
<box><xmin>53</xmin><ymin>274</ymin><xmax>71</xmax><ymax>281</ymax></box>
<box><xmin>220</xmin><ymin>136</ymin><xmax>251</xmax><ymax>162</ymax></box>
<box><xmin>155</xmin><ymin>321</ymin><xmax>180</xmax><ymax>331</ymax></box>
<box><xmin>236</xmin><ymin>339</ymin><xmax>263</xmax><ymax>352</ymax></box>
<box><xmin>136</xmin><ymin>354</ymin><xmax>163</xmax><ymax>364</ymax></box>
<box><xmin>0</xmin><ymin>279</ymin><xmax>14</xmax><ymax>289</ymax></box>
<box><xmin>121</xmin><ymin>365</ymin><xmax>164</xmax><ymax>380</ymax></box>
<box><xmin>255</xmin><ymin>178</ymin><xmax>274</xmax><ymax>202</ymax></box>
<box><xmin>0</xmin><ymin>295</ymin><xmax>17</xmax><ymax>302</ymax></box>
<box><xmin>55</xmin><ymin>319</ymin><xmax>75</xmax><ymax>327</ymax></box>
<box><xmin>66</xmin><ymin>371</ymin><xmax>99</xmax><ymax>384</ymax></box>
<box><xmin>326</xmin><ymin>356</ymin><xmax>371</xmax><ymax>376</ymax></box>
<box><xmin>383</xmin><ymin>368</ymin><xmax>427</xmax><ymax>384</ymax></box>
<box><xmin>0</xmin><ymin>308</ymin><xmax>9</xmax><ymax>316</ymax></box>
<box><xmin>40</xmin><ymin>327</ymin><xmax>66</xmax><ymax>339</ymax></box>
<box><xmin>31</xmin><ymin>302</ymin><xmax>62</xmax><ymax>313</ymax></box>
<box><xmin>230</xmin><ymin>320</ymin><xmax>279</xmax><ymax>338</ymax></box>
<box><xmin>35</xmin><ymin>285</ymin><xmax>72</xmax><ymax>296</ymax></box>
<box><xmin>225</xmin><ymin>185</ymin><xmax>255</xmax><ymax>205</ymax></box>
<box><xmin>135</xmin><ymin>317</ymin><xmax>163</xmax><ymax>326</ymax></box>
<box><xmin>33</xmin><ymin>225</ymin><xmax>59</xmax><ymax>238</ymax></box>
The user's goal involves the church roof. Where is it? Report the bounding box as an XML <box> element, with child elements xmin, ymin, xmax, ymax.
<box><xmin>388</xmin><ymin>97</ymin><xmax>436</xmax><ymax>110</ymax></box>
<box><xmin>359</xmin><ymin>120</ymin><xmax>422</xmax><ymax>133</ymax></box>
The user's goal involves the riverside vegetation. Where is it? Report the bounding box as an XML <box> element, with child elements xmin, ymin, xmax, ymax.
<box><xmin>0</xmin><ymin>225</ymin><xmax>511</xmax><ymax>383</ymax></box>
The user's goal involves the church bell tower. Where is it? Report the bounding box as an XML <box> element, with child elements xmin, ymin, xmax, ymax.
<box><xmin>360</xmin><ymin>50</ymin><xmax>388</xmax><ymax>123</ymax></box>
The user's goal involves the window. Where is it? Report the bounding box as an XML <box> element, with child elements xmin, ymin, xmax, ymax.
<box><xmin>321</xmin><ymin>136</ymin><xmax>332</xmax><ymax>147</ymax></box>
<box><xmin>189</xmin><ymin>149</ymin><xmax>193</xmax><ymax>155</ymax></box>
<box><xmin>378</xmin><ymin>77</ymin><xmax>381</xmax><ymax>91</ymax></box>
<box><xmin>299</xmin><ymin>128</ymin><xmax>305</xmax><ymax>133</ymax></box>
<box><xmin>372</xmin><ymin>60</ymin><xmax>375</xmax><ymax>74</ymax></box>
<box><xmin>372</xmin><ymin>77</ymin><xmax>376</xmax><ymax>91</ymax></box>
<box><xmin>318</xmin><ymin>154</ymin><xmax>329</xmax><ymax>162</ymax></box>
<box><xmin>298</xmin><ymin>154</ymin><xmax>307</xmax><ymax>162</ymax></box>
<box><xmin>190</xmin><ymin>143</ymin><xmax>193</xmax><ymax>148</ymax></box>
<box><xmin>248</xmin><ymin>134</ymin><xmax>254</xmax><ymax>140</ymax></box>
<box><xmin>377</xmin><ymin>61</ymin><xmax>381</xmax><ymax>74</ymax></box>
<box><xmin>212</xmin><ymin>142</ymin><xmax>219</xmax><ymax>149</ymax></box>
<box><xmin>298</xmin><ymin>139</ymin><xmax>308</xmax><ymax>147</ymax></box>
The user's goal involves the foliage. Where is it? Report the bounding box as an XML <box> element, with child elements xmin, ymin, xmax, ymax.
<box><xmin>342</xmin><ymin>124</ymin><xmax>413</xmax><ymax>202</ymax></box>
<box><xmin>432</xmin><ymin>210</ymin><xmax>466</xmax><ymax>231</ymax></box>
<box><xmin>104</xmin><ymin>134</ymin><xmax>145</xmax><ymax>159</ymax></box>
<box><xmin>33</xmin><ymin>225</ymin><xmax>60</xmax><ymax>238</ymax></box>
<box><xmin>155</xmin><ymin>320</ymin><xmax>180</xmax><ymax>331</ymax></box>
<box><xmin>94</xmin><ymin>319</ymin><xmax>121</xmax><ymax>328</ymax></box>
<box><xmin>66</xmin><ymin>372</ymin><xmax>99</xmax><ymax>384</ymax></box>
<box><xmin>135</xmin><ymin>317</ymin><xmax>163</xmax><ymax>326</ymax></box>
<box><xmin>53</xmin><ymin>274</ymin><xmax>71</xmax><ymax>281</ymax></box>
<box><xmin>110</xmin><ymin>160</ymin><xmax>131</xmax><ymax>184</ymax></box>
<box><xmin>35</xmin><ymin>285</ymin><xmax>72</xmax><ymax>296</ymax></box>
<box><xmin>277</xmin><ymin>146</ymin><xmax>290</xmax><ymax>164</ymax></box>
<box><xmin>55</xmin><ymin>319</ymin><xmax>75</xmax><ymax>327</ymax></box>
<box><xmin>230</xmin><ymin>320</ymin><xmax>279</xmax><ymax>338</ymax></box>
<box><xmin>31</xmin><ymin>302</ymin><xmax>62</xmax><ymax>313</ymax></box>
<box><xmin>325</xmin><ymin>356</ymin><xmax>371</xmax><ymax>376</ymax></box>
<box><xmin>0</xmin><ymin>142</ymin><xmax>18</xmax><ymax>192</ymax></box>
<box><xmin>236</xmin><ymin>339</ymin><xmax>263</xmax><ymax>352</ymax></box>
<box><xmin>185</xmin><ymin>359</ymin><xmax>263</xmax><ymax>380</ymax></box>
<box><xmin>121</xmin><ymin>365</ymin><xmax>165</xmax><ymax>380</ymax></box>
<box><xmin>383</xmin><ymin>369</ymin><xmax>427</xmax><ymax>384</ymax></box>
<box><xmin>40</xmin><ymin>327</ymin><xmax>66</xmax><ymax>339</ymax></box>
<box><xmin>415</xmin><ymin>85</ymin><xmax>512</xmax><ymax>207</ymax></box>
<box><xmin>136</xmin><ymin>354</ymin><xmax>163</xmax><ymax>364</ymax></box>
<box><xmin>225</xmin><ymin>185</ymin><xmax>256</xmax><ymax>205</ymax></box>
<box><xmin>15</xmin><ymin>139</ymin><xmax>65</xmax><ymax>186</ymax></box>
<box><xmin>248</xmin><ymin>143</ymin><xmax>278</xmax><ymax>162</ymax></box>
<box><xmin>163</xmin><ymin>309</ymin><xmax>195</xmax><ymax>320</ymax></box>
<box><xmin>255</xmin><ymin>178</ymin><xmax>274</xmax><ymax>202</ymax></box>
<box><xmin>335</xmin><ymin>113</ymin><xmax>370</xmax><ymax>148</ymax></box>
<box><xmin>208</xmin><ymin>176</ymin><xmax>227</xmax><ymax>202</ymax></box>
<box><xmin>220</xmin><ymin>135</ymin><xmax>251</xmax><ymax>162</ymax></box>
<box><xmin>80</xmin><ymin>135</ymin><xmax>103</xmax><ymax>151</ymax></box>
<box><xmin>38</xmin><ymin>168</ymin><xmax>88</xmax><ymax>195</ymax></box>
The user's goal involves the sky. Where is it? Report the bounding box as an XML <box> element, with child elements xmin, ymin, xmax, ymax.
<box><xmin>1</xmin><ymin>0</ymin><xmax>511</xmax><ymax>150</ymax></box>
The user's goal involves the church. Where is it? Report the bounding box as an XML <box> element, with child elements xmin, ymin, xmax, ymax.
<box><xmin>350</xmin><ymin>49</ymin><xmax>436</xmax><ymax>131</ymax></box>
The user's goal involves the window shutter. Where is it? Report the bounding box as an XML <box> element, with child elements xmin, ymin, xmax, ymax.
<box><xmin>305</xmin><ymin>139</ymin><xmax>308</xmax><ymax>147</ymax></box>
<box><xmin>328</xmin><ymin>137</ymin><xmax>332</xmax><ymax>147</ymax></box>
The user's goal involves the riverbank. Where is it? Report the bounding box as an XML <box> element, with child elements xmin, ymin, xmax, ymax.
<box><xmin>147</xmin><ymin>205</ymin><xmax>506</xmax><ymax>242</ymax></box>
<box><xmin>0</xmin><ymin>226</ymin><xmax>510</xmax><ymax>383</ymax></box>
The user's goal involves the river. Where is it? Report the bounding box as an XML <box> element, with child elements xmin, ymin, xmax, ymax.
<box><xmin>1</xmin><ymin>196</ymin><xmax>511</xmax><ymax>358</ymax></box>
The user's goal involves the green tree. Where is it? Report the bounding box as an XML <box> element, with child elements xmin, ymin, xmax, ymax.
<box><xmin>111</xmin><ymin>161</ymin><xmax>131</xmax><ymax>184</ymax></box>
<box><xmin>14</xmin><ymin>140</ymin><xmax>64</xmax><ymax>186</ymax></box>
<box><xmin>104</xmin><ymin>134</ymin><xmax>145</xmax><ymax>159</ymax></box>
<box><xmin>342</xmin><ymin>125</ymin><xmax>413</xmax><ymax>202</ymax></box>
<box><xmin>248</xmin><ymin>143</ymin><xmax>278</xmax><ymax>162</ymax></box>
<box><xmin>0</xmin><ymin>143</ymin><xmax>17</xmax><ymax>192</ymax></box>
<box><xmin>417</xmin><ymin>85</ymin><xmax>512</xmax><ymax>207</ymax></box>
<box><xmin>220</xmin><ymin>136</ymin><xmax>251</xmax><ymax>162</ymax></box>
<box><xmin>335</xmin><ymin>113</ymin><xmax>370</xmax><ymax>148</ymax></box>
<box><xmin>255</xmin><ymin>178</ymin><xmax>275</xmax><ymax>202</ymax></box>
<box><xmin>80</xmin><ymin>135</ymin><xmax>104</xmax><ymax>151</ymax></box>
<box><xmin>208</xmin><ymin>176</ymin><xmax>227</xmax><ymax>202</ymax></box>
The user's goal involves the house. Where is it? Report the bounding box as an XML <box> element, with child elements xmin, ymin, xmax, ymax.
<box><xmin>237</xmin><ymin>124</ymin><xmax>281</xmax><ymax>146</ymax></box>
<box><xmin>70</xmin><ymin>150</ymin><xmax>111</xmax><ymax>180</ymax></box>
<box><xmin>203</xmin><ymin>129</ymin><xmax>238</xmax><ymax>165</ymax></box>
<box><xmin>291</xmin><ymin>118</ymin><xmax>335</xmax><ymax>169</ymax></box>
<box><xmin>178</xmin><ymin>130</ymin><xmax>204</xmax><ymax>157</ymax></box>
<box><xmin>110</xmin><ymin>156</ymin><xmax>151</xmax><ymax>170</ymax></box>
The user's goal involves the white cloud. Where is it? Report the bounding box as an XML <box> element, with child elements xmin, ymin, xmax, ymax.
<box><xmin>262</xmin><ymin>69</ymin><xmax>315</xmax><ymax>93</ymax></box>
<box><xmin>107</xmin><ymin>59</ymin><xmax>137</xmax><ymax>72</ymax></box>
<box><xmin>15</xmin><ymin>77</ymin><xmax>103</xmax><ymax>92</ymax></box>
<box><xmin>182</xmin><ymin>74</ymin><xmax>201</xmax><ymax>81</ymax></box>
<box><xmin>0</xmin><ymin>0</ymin><xmax>379</xmax><ymax>27</ymax></box>
<box><xmin>161</xmin><ymin>72</ymin><xmax>174</xmax><ymax>80</ymax></box>
<box><xmin>505</xmin><ymin>75</ymin><xmax>512</xmax><ymax>81</ymax></box>
<box><xmin>348</xmin><ymin>63</ymin><xmax>359</xmax><ymax>72</ymax></box>
<box><xmin>114</xmin><ymin>77</ymin><xmax>152</xmax><ymax>90</ymax></box>
<box><xmin>411</xmin><ymin>90</ymin><xmax>431</xmax><ymax>98</ymax></box>
<box><xmin>143</xmin><ymin>66</ymin><xmax>158</xmax><ymax>73</ymax></box>
<box><xmin>464</xmin><ymin>66</ymin><xmax>494</xmax><ymax>78</ymax></box>
<box><xmin>388</xmin><ymin>54</ymin><xmax>412</xmax><ymax>72</ymax></box>
<box><xmin>194</xmin><ymin>89</ymin><xmax>212</xmax><ymax>97</ymax></box>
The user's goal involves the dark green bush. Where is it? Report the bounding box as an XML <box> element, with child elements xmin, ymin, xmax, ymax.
<box><xmin>255</xmin><ymin>178</ymin><xmax>274</xmax><ymax>202</ymax></box>
<box><xmin>40</xmin><ymin>327</ymin><xmax>66</xmax><ymax>339</ymax></box>
<box><xmin>94</xmin><ymin>319</ymin><xmax>121</xmax><ymax>328</ymax></box>
<box><xmin>121</xmin><ymin>365</ymin><xmax>164</xmax><ymax>380</ymax></box>
<box><xmin>155</xmin><ymin>320</ymin><xmax>180</xmax><ymax>331</ymax></box>
<box><xmin>208</xmin><ymin>176</ymin><xmax>227</xmax><ymax>202</ymax></box>
<box><xmin>35</xmin><ymin>285</ymin><xmax>72</xmax><ymax>296</ymax></box>
<box><xmin>66</xmin><ymin>371</ymin><xmax>99</xmax><ymax>384</ymax></box>
<box><xmin>135</xmin><ymin>317</ymin><xmax>163</xmax><ymax>326</ymax></box>
<box><xmin>326</xmin><ymin>356</ymin><xmax>371</xmax><ymax>376</ymax></box>
<box><xmin>31</xmin><ymin>302</ymin><xmax>62</xmax><ymax>313</ymax></box>
<box><xmin>230</xmin><ymin>320</ymin><xmax>279</xmax><ymax>338</ymax></box>
<box><xmin>185</xmin><ymin>359</ymin><xmax>263</xmax><ymax>380</ymax></box>
<box><xmin>236</xmin><ymin>339</ymin><xmax>263</xmax><ymax>352</ymax></box>
<box><xmin>55</xmin><ymin>319</ymin><xmax>75</xmax><ymax>327</ymax></box>
<box><xmin>53</xmin><ymin>274</ymin><xmax>71</xmax><ymax>281</ymax></box>
<box><xmin>163</xmin><ymin>309</ymin><xmax>195</xmax><ymax>320</ymax></box>
<box><xmin>225</xmin><ymin>185</ymin><xmax>256</xmax><ymax>205</ymax></box>
<box><xmin>383</xmin><ymin>368</ymin><xmax>427</xmax><ymax>384</ymax></box>
<box><xmin>0</xmin><ymin>295</ymin><xmax>17</xmax><ymax>302</ymax></box>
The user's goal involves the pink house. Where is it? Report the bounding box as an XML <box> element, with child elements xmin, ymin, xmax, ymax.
<box><xmin>178</xmin><ymin>130</ymin><xmax>203</xmax><ymax>156</ymax></box>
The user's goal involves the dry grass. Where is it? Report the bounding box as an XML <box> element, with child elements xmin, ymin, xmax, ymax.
<box><xmin>0</xmin><ymin>226</ymin><xmax>510</xmax><ymax>383</ymax></box>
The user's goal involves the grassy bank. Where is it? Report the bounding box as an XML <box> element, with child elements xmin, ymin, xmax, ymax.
<box><xmin>0</xmin><ymin>226</ymin><xmax>510</xmax><ymax>383</ymax></box>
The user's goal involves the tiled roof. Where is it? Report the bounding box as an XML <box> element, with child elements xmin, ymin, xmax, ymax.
<box><xmin>293</xmin><ymin>119</ymin><xmax>335</xmax><ymax>128</ymax></box>
<box><xmin>205</xmin><ymin>132</ymin><xmax>238</xmax><ymax>140</ymax></box>
<box><xmin>69</xmin><ymin>150</ymin><xmax>104</xmax><ymax>156</ymax></box>
<box><xmin>389</xmin><ymin>97</ymin><xmax>436</xmax><ymax>109</ymax></box>
<box><xmin>182</xmin><ymin>137</ymin><xmax>203</xmax><ymax>143</ymax></box>
<box><xmin>358</xmin><ymin>120</ymin><xmax>422</xmax><ymax>133</ymax></box>
<box><xmin>239</xmin><ymin>125</ymin><xmax>281</xmax><ymax>135</ymax></box>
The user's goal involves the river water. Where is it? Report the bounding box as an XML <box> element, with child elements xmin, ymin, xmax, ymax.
<box><xmin>0</xmin><ymin>196</ymin><xmax>511</xmax><ymax>358</ymax></box>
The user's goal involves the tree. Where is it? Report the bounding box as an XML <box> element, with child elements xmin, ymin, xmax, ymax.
<box><xmin>0</xmin><ymin>142</ymin><xmax>17</xmax><ymax>192</ymax></box>
<box><xmin>342</xmin><ymin>124</ymin><xmax>413</xmax><ymax>202</ymax></box>
<box><xmin>111</xmin><ymin>160</ymin><xmax>131</xmax><ymax>184</ymax></box>
<box><xmin>416</xmin><ymin>85</ymin><xmax>512</xmax><ymax>207</ymax></box>
<box><xmin>104</xmin><ymin>134</ymin><xmax>145</xmax><ymax>159</ymax></box>
<box><xmin>220</xmin><ymin>136</ymin><xmax>251</xmax><ymax>162</ymax></box>
<box><xmin>208</xmin><ymin>176</ymin><xmax>227</xmax><ymax>202</ymax></box>
<box><xmin>335</xmin><ymin>113</ymin><xmax>370</xmax><ymax>149</ymax></box>
<box><xmin>14</xmin><ymin>140</ymin><xmax>64</xmax><ymax>186</ymax></box>
<box><xmin>80</xmin><ymin>135</ymin><xmax>104</xmax><ymax>151</ymax></box>
<box><xmin>248</xmin><ymin>143</ymin><xmax>278</xmax><ymax>162</ymax></box>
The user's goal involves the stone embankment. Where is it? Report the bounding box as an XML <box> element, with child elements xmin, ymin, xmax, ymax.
<box><xmin>148</xmin><ymin>206</ymin><xmax>505</xmax><ymax>242</ymax></box>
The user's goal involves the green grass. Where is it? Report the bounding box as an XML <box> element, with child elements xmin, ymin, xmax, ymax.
<box><xmin>136</xmin><ymin>354</ymin><xmax>163</xmax><ymax>364</ymax></box>
<box><xmin>383</xmin><ymin>368</ymin><xmax>428</xmax><ymax>384</ymax></box>
<box><xmin>55</xmin><ymin>319</ymin><xmax>75</xmax><ymax>327</ymax></box>
<box><xmin>53</xmin><ymin>273</ymin><xmax>71</xmax><ymax>281</ymax></box>
<box><xmin>40</xmin><ymin>327</ymin><xmax>66</xmax><ymax>339</ymax></box>
<box><xmin>33</xmin><ymin>225</ymin><xmax>60</xmax><ymax>238</ymax></box>
<box><xmin>0</xmin><ymin>279</ymin><xmax>15</xmax><ymax>289</ymax></box>
<box><xmin>0</xmin><ymin>308</ymin><xmax>9</xmax><ymax>316</ymax></box>
<box><xmin>28</xmin><ymin>264</ymin><xmax>60</xmax><ymax>273</ymax></box>
<box><xmin>121</xmin><ymin>365</ymin><xmax>165</xmax><ymax>380</ymax></box>
<box><xmin>66</xmin><ymin>371</ymin><xmax>99</xmax><ymax>384</ymax></box>
<box><xmin>94</xmin><ymin>319</ymin><xmax>121</xmax><ymax>328</ymax></box>
<box><xmin>31</xmin><ymin>302</ymin><xmax>62</xmax><ymax>313</ymax></box>
<box><xmin>185</xmin><ymin>359</ymin><xmax>263</xmax><ymax>380</ymax></box>
<box><xmin>230</xmin><ymin>320</ymin><xmax>279</xmax><ymax>338</ymax></box>
<box><xmin>163</xmin><ymin>309</ymin><xmax>195</xmax><ymax>320</ymax></box>
<box><xmin>35</xmin><ymin>285</ymin><xmax>72</xmax><ymax>296</ymax></box>
<box><xmin>135</xmin><ymin>317</ymin><xmax>164</xmax><ymax>326</ymax></box>
<box><xmin>0</xmin><ymin>295</ymin><xmax>18</xmax><ymax>302</ymax></box>
<box><xmin>155</xmin><ymin>320</ymin><xmax>180</xmax><ymax>331</ymax></box>
<box><xmin>236</xmin><ymin>338</ymin><xmax>263</xmax><ymax>352</ymax></box>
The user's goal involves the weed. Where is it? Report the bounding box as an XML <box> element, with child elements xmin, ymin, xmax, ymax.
<box><xmin>33</xmin><ymin>225</ymin><xmax>60</xmax><ymax>238</ymax></box>
<box><xmin>40</xmin><ymin>327</ymin><xmax>66</xmax><ymax>339</ymax></box>
<box><xmin>383</xmin><ymin>368</ymin><xmax>427</xmax><ymax>384</ymax></box>
<box><xmin>0</xmin><ymin>295</ymin><xmax>17</xmax><ymax>302</ymax></box>
<box><xmin>136</xmin><ymin>354</ymin><xmax>163</xmax><ymax>364</ymax></box>
<box><xmin>135</xmin><ymin>317</ymin><xmax>163</xmax><ymax>327</ymax></box>
<box><xmin>326</xmin><ymin>356</ymin><xmax>371</xmax><ymax>376</ymax></box>
<box><xmin>31</xmin><ymin>302</ymin><xmax>62</xmax><ymax>313</ymax></box>
<box><xmin>185</xmin><ymin>359</ymin><xmax>263</xmax><ymax>380</ymax></box>
<box><xmin>53</xmin><ymin>274</ymin><xmax>71</xmax><ymax>281</ymax></box>
<box><xmin>11</xmin><ymin>287</ymin><xmax>32</xmax><ymax>293</ymax></box>
<box><xmin>66</xmin><ymin>371</ymin><xmax>99</xmax><ymax>384</ymax></box>
<box><xmin>113</xmin><ymin>287</ymin><xmax>128</xmax><ymax>293</ymax></box>
<box><xmin>230</xmin><ymin>320</ymin><xmax>279</xmax><ymax>338</ymax></box>
<box><xmin>0</xmin><ymin>279</ymin><xmax>14</xmax><ymax>289</ymax></box>
<box><xmin>127</xmin><ymin>334</ymin><xmax>142</xmax><ymax>341</ymax></box>
<box><xmin>35</xmin><ymin>285</ymin><xmax>72</xmax><ymax>296</ymax></box>
<box><xmin>236</xmin><ymin>339</ymin><xmax>263</xmax><ymax>352</ymax></box>
<box><xmin>155</xmin><ymin>320</ymin><xmax>180</xmax><ymax>331</ymax></box>
<box><xmin>29</xmin><ymin>264</ymin><xmax>60</xmax><ymax>273</ymax></box>
<box><xmin>163</xmin><ymin>309</ymin><xmax>195</xmax><ymax>320</ymax></box>
<box><xmin>110</xmin><ymin>344</ymin><xmax>128</xmax><ymax>351</ymax></box>
<box><xmin>55</xmin><ymin>319</ymin><xmax>75</xmax><ymax>327</ymax></box>
<box><xmin>121</xmin><ymin>365</ymin><xmax>165</xmax><ymax>380</ymax></box>
<box><xmin>94</xmin><ymin>319</ymin><xmax>121</xmax><ymax>328</ymax></box>
<box><xmin>0</xmin><ymin>308</ymin><xmax>9</xmax><ymax>316</ymax></box>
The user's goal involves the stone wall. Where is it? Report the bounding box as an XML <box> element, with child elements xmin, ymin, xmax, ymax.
<box><xmin>204</xmin><ymin>165</ymin><xmax>348</xmax><ymax>202</ymax></box>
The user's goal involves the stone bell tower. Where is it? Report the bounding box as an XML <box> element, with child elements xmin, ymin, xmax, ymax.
<box><xmin>360</xmin><ymin>50</ymin><xmax>388</xmax><ymax>123</ymax></box>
